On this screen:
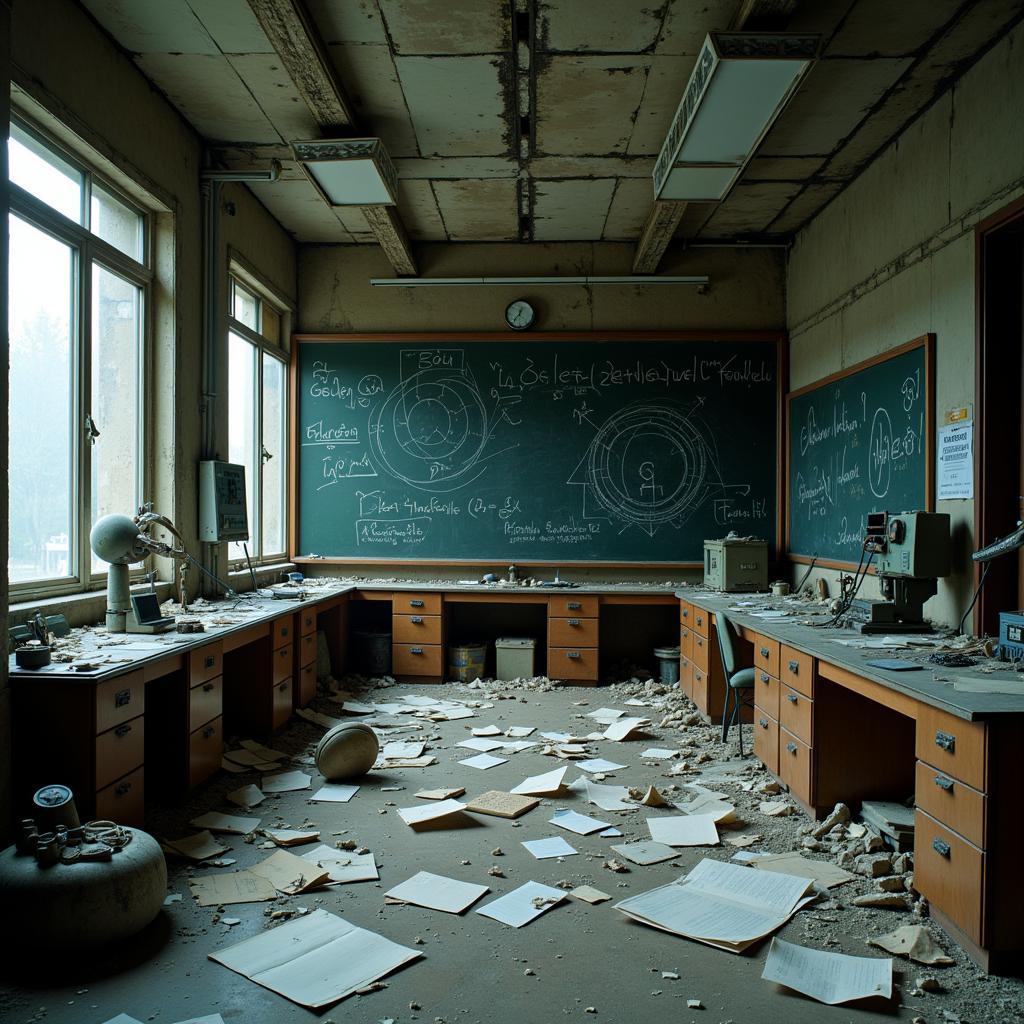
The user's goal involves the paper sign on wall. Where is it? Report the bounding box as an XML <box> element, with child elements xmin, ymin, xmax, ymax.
<box><xmin>937</xmin><ymin>420</ymin><xmax>973</xmax><ymax>499</ymax></box>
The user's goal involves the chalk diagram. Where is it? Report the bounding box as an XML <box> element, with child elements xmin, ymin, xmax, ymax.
<box><xmin>367</xmin><ymin>363</ymin><xmax>518</xmax><ymax>492</ymax></box>
<box><xmin>568</xmin><ymin>399</ymin><xmax>735</xmax><ymax>536</ymax></box>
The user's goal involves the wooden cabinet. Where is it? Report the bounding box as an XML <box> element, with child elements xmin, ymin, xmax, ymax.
<box><xmin>754</xmin><ymin>712</ymin><xmax>779</xmax><ymax>775</ymax></box>
<box><xmin>915</xmin><ymin>808</ymin><xmax>984</xmax><ymax>944</ymax></box>
<box><xmin>547</xmin><ymin>597</ymin><xmax>598</xmax><ymax>685</ymax></box>
<box><xmin>295</xmin><ymin>607</ymin><xmax>319</xmax><ymax>708</ymax></box>
<box><xmin>391</xmin><ymin>594</ymin><xmax>444</xmax><ymax>680</ymax></box>
<box><xmin>779</xmin><ymin>727</ymin><xmax>812</xmax><ymax>805</ymax></box>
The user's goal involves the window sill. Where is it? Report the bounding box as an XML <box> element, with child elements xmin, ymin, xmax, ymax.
<box><xmin>228</xmin><ymin>561</ymin><xmax>296</xmax><ymax>590</ymax></box>
<box><xmin>9</xmin><ymin>581</ymin><xmax>177</xmax><ymax>630</ymax></box>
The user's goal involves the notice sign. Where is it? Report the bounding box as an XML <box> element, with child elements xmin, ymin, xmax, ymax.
<box><xmin>937</xmin><ymin>421</ymin><xmax>973</xmax><ymax>499</ymax></box>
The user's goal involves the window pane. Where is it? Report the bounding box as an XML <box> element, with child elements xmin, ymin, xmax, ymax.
<box><xmin>90</xmin><ymin>265</ymin><xmax>143</xmax><ymax>573</ymax></box>
<box><xmin>261</xmin><ymin>353</ymin><xmax>286</xmax><ymax>556</ymax></box>
<box><xmin>231</xmin><ymin>279</ymin><xmax>259</xmax><ymax>331</ymax></box>
<box><xmin>9</xmin><ymin>124</ymin><xmax>83</xmax><ymax>223</ymax></box>
<box><xmin>8</xmin><ymin>215</ymin><xmax>75</xmax><ymax>583</ymax></box>
<box><xmin>228</xmin><ymin>331</ymin><xmax>256</xmax><ymax>561</ymax></box>
<box><xmin>91</xmin><ymin>184</ymin><xmax>144</xmax><ymax>262</ymax></box>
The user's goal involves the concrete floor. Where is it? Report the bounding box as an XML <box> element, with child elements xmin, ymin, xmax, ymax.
<box><xmin>2</xmin><ymin>680</ymin><xmax>1023</xmax><ymax>1024</ymax></box>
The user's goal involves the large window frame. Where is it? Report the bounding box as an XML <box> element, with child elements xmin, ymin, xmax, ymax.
<box><xmin>7</xmin><ymin>115</ymin><xmax>154</xmax><ymax>599</ymax></box>
<box><xmin>227</xmin><ymin>271</ymin><xmax>289</xmax><ymax>568</ymax></box>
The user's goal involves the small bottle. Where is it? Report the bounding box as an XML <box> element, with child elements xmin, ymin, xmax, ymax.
<box><xmin>508</xmin><ymin>564</ymin><xmax>518</xmax><ymax>584</ymax></box>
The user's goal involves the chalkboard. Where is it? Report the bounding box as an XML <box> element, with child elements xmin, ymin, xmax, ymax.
<box><xmin>292</xmin><ymin>334</ymin><xmax>782</xmax><ymax>564</ymax></box>
<box><xmin>787</xmin><ymin>335</ymin><xmax>934</xmax><ymax>566</ymax></box>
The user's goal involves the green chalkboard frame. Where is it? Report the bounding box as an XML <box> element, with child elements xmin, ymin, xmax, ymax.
<box><xmin>289</xmin><ymin>330</ymin><xmax>786</xmax><ymax>567</ymax></box>
<box><xmin>785</xmin><ymin>333</ymin><xmax>935</xmax><ymax>569</ymax></box>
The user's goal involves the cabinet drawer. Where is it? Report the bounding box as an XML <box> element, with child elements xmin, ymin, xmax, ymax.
<box><xmin>188</xmin><ymin>643</ymin><xmax>223</xmax><ymax>686</ymax></box>
<box><xmin>95</xmin><ymin>766</ymin><xmax>144</xmax><ymax>826</ymax></box>
<box><xmin>549</xmin><ymin>595</ymin><xmax>598</xmax><ymax>618</ymax></box>
<box><xmin>754</xmin><ymin>670</ymin><xmax>779</xmax><ymax>720</ymax></box>
<box><xmin>692</xmin><ymin>606</ymin><xmax>709</xmax><ymax>637</ymax></box>
<box><xmin>548</xmin><ymin>646</ymin><xmax>599</xmax><ymax>681</ymax></box>
<box><xmin>272</xmin><ymin>678</ymin><xmax>293</xmax><ymax>731</ymax></box>
<box><xmin>779</xmin><ymin>727</ymin><xmax>812</xmax><ymax>804</ymax></box>
<box><xmin>754</xmin><ymin>713</ymin><xmax>779</xmax><ymax>776</ymax></box>
<box><xmin>95</xmin><ymin>716</ymin><xmax>145</xmax><ymax>791</ymax></box>
<box><xmin>189</xmin><ymin>716</ymin><xmax>222</xmax><ymax>788</ymax></box>
<box><xmin>298</xmin><ymin>632</ymin><xmax>317</xmax><ymax>668</ymax></box>
<box><xmin>678</xmin><ymin>656</ymin><xmax>693</xmax><ymax>698</ymax></box>
<box><xmin>752</xmin><ymin>635</ymin><xmax>780</xmax><ymax>677</ymax></box>
<box><xmin>95</xmin><ymin>671</ymin><xmax>145</xmax><ymax>734</ymax></box>
<box><xmin>393</xmin><ymin>613</ymin><xmax>443</xmax><ymax>645</ymax></box>
<box><xmin>396</xmin><ymin>592</ymin><xmax>442</xmax><ymax>614</ymax></box>
<box><xmin>779</xmin><ymin>685</ymin><xmax>813</xmax><ymax>745</ymax></box>
<box><xmin>548</xmin><ymin>616</ymin><xmax>599</xmax><ymax>647</ymax></box>
<box><xmin>780</xmin><ymin>645</ymin><xmax>814</xmax><ymax>696</ymax></box>
<box><xmin>691</xmin><ymin>664</ymin><xmax>708</xmax><ymax>709</ymax></box>
<box><xmin>300</xmin><ymin>608</ymin><xmax>317</xmax><ymax>636</ymax></box>
<box><xmin>916</xmin><ymin>759</ymin><xmax>986</xmax><ymax>849</ymax></box>
<box><xmin>916</xmin><ymin>705</ymin><xmax>986</xmax><ymax>792</ymax></box>
<box><xmin>189</xmin><ymin>675</ymin><xmax>222</xmax><ymax>731</ymax></box>
<box><xmin>679</xmin><ymin>600</ymin><xmax>692</xmax><ymax>625</ymax></box>
<box><xmin>679</xmin><ymin>625</ymin><xmax>692</xmax><ymax>661</ymax></box>
<box><xmin>393</xmin><ymin>643</ymin><xmax>443</xmax><ymax>677</ymax></box>
<box><xmin>692</xmin><ymin>632</ymin><xmax>710</xmax><ymax>672</ymax></box>
<box><xmin>272</xmin><ymin>643</ymin><xmax>293</xmax><ymax>685</ymax></box>
<box><xmin>915</xmin><ymin>809</ymin><xmax>984</xmax><ymax>944</ymax></box>
<box><xmin>297</xmin><ymin>662</ymin><xmax>316</xmax><ymax>708</ymax></box>
<box><xmin>272</xmin><ymin>616</ymin><xmax>294</xmax><ymax>650</ymax></box>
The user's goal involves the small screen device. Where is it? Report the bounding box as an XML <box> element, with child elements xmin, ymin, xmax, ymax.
<box><xmin>127</xmin><ymin>593</ymin><xmax>176</xmax><ymax>634</ymax></box>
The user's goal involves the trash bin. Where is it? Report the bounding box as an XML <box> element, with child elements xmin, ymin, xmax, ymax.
<box><xmin>353</xmin><ymin>631</ymin><xmax>391</xmax><ymax>675</ymax></box>
<box><xmin>496</xmin><ymin>637</ymin><xmax>536</xmax><ymax>680</ymax></box>
<box><xmin>448</xmin><ymin>641</ymin><xmax>488</xmax><ymax>682</ymax></box>
<box><xmin>653</xmin><ymin>645</ymin><xmax>680</xmax><ymax>685</ymax></box>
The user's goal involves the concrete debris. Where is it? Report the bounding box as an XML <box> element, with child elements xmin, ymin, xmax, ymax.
<box><xmin>853</xmin><ymin>854</ymin><xmax>893</xmax><ymax>877</ymax></box>
<box><xmin>811</xmin><ymin>802</ymin><xmax>850</xmax><ymax>838</ymax></box>
<box><xmin>878</xmin><ymin>875</ymin><xmax>906</xmax><ymax>892</ymax></box>
<box><xmin>603</xmin><ymin>858</ymin><xmax>629</xmax><ymax>873</ymax></box>
<box><xmin>917</xmin><ymin>975</ymin><xmax>945</xmax><ymax>992</ymax></box>
<box><xmin>851</xmin><ymin>892</ymin><xmax>908</xmax><ymax>909</ymax></box>
<box><xmin>868</xmin><ymin>925</ymin><xmax>953</xmax><ymax>965</ymax></box>
<box><xmin>687</xmin><ymin>998</ymin><xmax>703</xmax><ymax>1008</ymax></box>
<box><xmin>661</xmin><ymin>971</ymin><xmax>679</xmax><ymax>980</ymax></box>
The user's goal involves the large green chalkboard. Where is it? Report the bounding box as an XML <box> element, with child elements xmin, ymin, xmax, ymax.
<box><xmin>787</xmin><ymin>337</ymin><xmax>933</xmax><ymax>566</ymax></box>
<box><xmin>293</xmin><ymin>335</ymin><xmax>781</xmax><ymax>564</ymax></box>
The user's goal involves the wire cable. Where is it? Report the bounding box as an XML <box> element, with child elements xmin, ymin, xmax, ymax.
<box><xmin>957</xmin><ymin>562</ymin><xmax>992</xmax><ymax>637</ymax></box>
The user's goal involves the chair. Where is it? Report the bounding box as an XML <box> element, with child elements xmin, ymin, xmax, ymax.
<box><xmin>715</xmin><ymin>612</ymin><xmax>756</xmax><ymax>755</ymax></box>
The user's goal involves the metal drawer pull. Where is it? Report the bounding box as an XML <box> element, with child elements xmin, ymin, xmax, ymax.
<box><xmin>203</xmin><ymin>725</ymin><xmax>216</xmax><ymax>739</ymax></box>
<box><xmin>278</xmin><ymin>682</ymin><xmax>287</xmax><ymax>692</ymax></box>
<box><xmin>202</xmin><ymin>682</ymin><xmax>215</xmax><ymax>692</ymax></box>
<box><xmin>115</xmin><ymin>781</ymin><xmax>132</xmax><ymax>796</ymax></box>
<box><xmin>935</xmin><ymin>730</ymin><xmax>956</xmax><ymax>753</ymax></box>
<box><xmin>411</xmin><ymin>647</ymin><xmax>423</xmax><ymax>655</ymax></box>
<box><xmin>760</xmin><ymin>647</ymin><xmax>770</xmax><ymax>658</ymax></box>
<box><xmin>759</xmin><ymin>718</ymin><xmax>768</xmax><ymax>729</ymax></box>
<box><xmin>786</xmin><ymin>742</ymin><xmax>797</xmax><ymax>754</ymax></box>
<box><xmin>932</xmin><ymin>838</ymin><xmax>951</xmax><ymax>858</ymax></box>
<box><xmin>205</xmin><ymin>655</ymin><xmax>216</xmax><ymax>669</ymax></box>
<box><xmin>934</xmin><ymin>775</ymin><xmax>954</xmax><ymax>791</ymax></box>
<box><xmin>281</xmin><ymin>626</ymin><xmax>288</xmax><ymax>637</ymax></box>
<box><xmin>410</xmin><ymin>599</ymin><xmax>424</xmax><ymax>607</ymax></box>
<box><xmin>682</xmin><ymin>608</ymin><xmax>688</xmax><ymax>618</ymax></box>
<box><xmin>568</xmin><ymin>618</ymin><xmax>580</xmax><ymax>626</ymax></box>
<box><xmin>280</xmin><ymin>648</ymin><xmax>289</xmax><ymax>656</ymax></box>
<box><xmin>787</xmin><ymin>693</ymin><xmax>798</xmax><ymax>703</ymax></box>
<box><xmin>696</xmin><ymin>615</ymin><xmax>704</xmax><ymax>625</ymax></box>
<box><xmin>568</xmin><ymin>601</ymin><xmax>581</xmax><ymax>610</ymax></box>
<box><xmin>567</xmin><ymin>651</ymin><xmax>581</xmax><ymax>659</ymax></box>
<box><xmin>114</xmin><ymin>723</ymin><xmax>132</xmax><ymax>738</ymax></box>
<box><xmin>411</xmin><ymin>616</ymin><xmax>423</xmax><ymax>624</ymax></box>
<box><xmin>760</xmin><ymin>672</ymin><xmax>769</xmax><ymax>683</ymax></box>
<box><xmin>788</xmin><ymin>659</ymin><xmax>799</xmax><ymax>673</ymax></box>
<box><xmin>115</xmin><ymin>689</ymin><xmax>131</xmax><ymax>707</ymax></box>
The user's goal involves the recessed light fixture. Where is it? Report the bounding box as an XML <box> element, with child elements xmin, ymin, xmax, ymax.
<box><xmin>292</xmin><ymin>137</ymin><xmax>398</xmax><ymax>206</ymax></box>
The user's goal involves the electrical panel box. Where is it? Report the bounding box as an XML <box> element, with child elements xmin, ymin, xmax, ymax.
<box><xmin>199</xmin><ymin>460</ymin><xmax>249</xmax><ymax>542</ymax></box>
<box><xmin>999</xmin><ymin>611</ymin><xmax>1024</xmax><ymax>662</ymax></box>
<box><xmin>703</xmin><ymin>538</ymin><xmax>768</xmax><ymax>592</ymax></box>
<box><xmin>865</xmin><ymin>511</ymin><xmax>951</xmax><ymax>578</ymax></box>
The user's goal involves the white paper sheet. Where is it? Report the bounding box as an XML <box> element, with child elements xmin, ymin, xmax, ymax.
<box><xmin>226</xmin><ymin>784</ymin><xmax>265</xmax><ymax>808</ymax></box>
<box><xmin>499</xmin><ymin>740</ymin><xmax>538</xmax><ymax>753</ymax></box>
<box><xmin>189</xmin><ymin>812</ymin><xmax>261</xmax><ymax>834</ymax></box>
<box><xmin>577</xmin><ymin>758</ymin><xmax>628</xmax><ymax>774</ymax></box>
<box><xmin>382</xmin><ymin>740</ymin><xmax>426</xmax><ymax>759</ymax></box>
<box><xmin>761</xmin><ymin>937</ymin><xmax>892</xmax><ymax>1004</ymax></box>
<box><xmin>640</xmin><ymin>748</ymin><xmax>679</xmax><ymax>759</ymax></box>
<box><xmin>261</xmin><ymin>770</ymin><xmax>312</xmax><ymax>793</ymax></box>
<box><xmin>505</xmin><ymin>726</ymin><xmax>536</xmax><ymax>737</ymax></box>
<box><xmin>586</xmin><ymin>707</ymin><xmax>625</xmax><ymax>721</ymax></box>
<box><xmin>472</xmin><ymin>725</ymin><xmax>503</xmax><ymax>736</ymax></box>
<box><xmin>310</xmin><ymin>783</ymin><xmax>359</xmax><ymax>803</ymax></box>
<box><xmin>301</xmin><ymin>846</ymin><xmax>378</xmax><ymax>883</ymax></box>
<box><xmin>510</xmin><ymin>766</ymin><xmax>568</xmax><ymax>795</ymax></box>
<box><xmin>647</xmin><ymin>814</ymin><xmax>719</xmax><ymax>847</ymax></box>
<box><xmin>385</xmin><ymin>871</ymin><xmax>489</xmax><ymax>914</ymax></box>
<box><xmin>603</xmin><ymin>717</ymin><xmax>650</xmax><ymax>741</ymax></box>
<box><xmin>549</xmin><ymin>808</ymin><xmax>611</xmax><ymax>835</ymax></box>
<box><xmin>397</xmin><ymin>798</ymin><xmax>468</xmax><ymax>829</ymax></box>
<box><xmin>475</xmin><ymin>881</ymin><xmax>567</xmax><ymax>927</ymax></box>
<box><xmin>610</xmin><ymin>841</ymin><xmax>679</xmax><ymax>865</ymax></box>
<box><xmin>458</xmin><ymin>752</ymin><xmax>508</xmax><ymax>770</ymax></box>
<box><xmin>584</xmin><ymin>780</ymin><xmax>634</xmax><ymax>811</ymax></box>
<box><xmin>457</xmin><ymin>738</ymin><xmax>506</xmax><ymax>752</ymax></box>
<box><xmin>522</xmin><ymin>836</ymin><xmax>578</xmax><ymax>859</ymax></box>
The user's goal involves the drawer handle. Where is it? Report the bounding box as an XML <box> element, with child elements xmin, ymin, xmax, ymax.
<box><xmin>278</xmin><ymin>682</ymin><xmax>287</xmax><ymax>692</ymax></box>
<box><xmin>114</xmin><ymin>723</ymin><xmax>132</xmax><ymax>738</ymax></box>
<box><xmin>760</xmin><ymin>646</ymin><xmax>770</xmax><ymax>658</ymax></box>
<box><xmin>696</xmin><ymin>615</ymin><xmax>704</xmax><ymax>626</ymax></box>
<box><xmin>115</xmin><ymin>781</ymin><xmax>132</xmax><ymax>797</ymax></box>
<box><xmin>935</xmin><ymin>730</ymin><xmax>956</xmax><ymax>753</ymax></box>
<box><xmin>568</xmin><ymin>601</ymin><xmax>582</xmax><ymax>610</ymax></box>
<box><xmin>280</xmin><ymin>626</ymin><xmax>289</xmax><ymax>638</ymax></box>
<box><xmin>411</xmin><ymin>616</ymin><xmax>423</xmax><ymax>624</ymax></box>
<box><xmin>759</xmin><ymin>717</ymin><xmax>768</xmax><ymax>729</ymax></box>
<box><xmin>202</xmin><ymin>682</ymin><xmax>215</xmax><ymax>693</ymax></box>
<box><xmin>786</xmin><ymin>742</ymin><xmax>797</xmax><ymax>754</ymax></box>
<box><xmin>280</xmin><ymin>649</ymin><xmax>288</xmax><ymax>657</ymax></box>
<box><xmin>760</xmin><ymin>672</ymin><xmax>769</xmax><ymax>683</ymax></box>
<box><xmin>410</xmin><ymin>599</ymin><xmax>424</xmax><ymax>608</ymax></box>
<box><xmin>568</xmin><ymin>618</ymin><xmax>580</xmax><ymax>626</ymax></box>
<box><xmin>567</xmin><ymin>651</ymin><xmax>581</xmax><ymax>659</ymax></box>
<box><xmin>204</xmin><ymin>655</ymin><xmax>215</xmax><ymax>669</ymax></box>
<box><xmin>788</xmin><ymin>659</ymin><xmax>799</xmax><ymax>673</ymax></box>
<box><xmin>682</xmin><ymin>608</ymin><xmax>689</xmax><ymax>618</ymax></box>
<box><xmin>932</xmin><ymin>837</ymin><xmax>951</xmax><ymax>858</ymax></box>
<box><xmin>115</xmin><ymin>689</ymin><xmax>131</xmax><ymax>708</ymax></box>
<box><xmin>203</xmin><ymin>725</ymin><xmax>216</xmax><ymax>739</ymax></box>
<box><xmin>787</xmin><ymin>693</ymin><xmax>798</xmax><ymax>704</ymax></box>
<box><xmin>934</xmin><ymin>774</ymin><xmax>954</xmax><ymax>791</ymax></box>
<box><xmin>411</xmin><ymin>647</ymin><xmax>423</xmax><ymax>655</ymax></box>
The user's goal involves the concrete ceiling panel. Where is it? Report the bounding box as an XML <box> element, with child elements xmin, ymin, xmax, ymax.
<box><xmin>827</xmin><ymin>0</ymin><xmax>967</xmax><ymax>57</ymax></box>
<box><xmin>696</xmin><ymin>181</ymin><xmax>801</xmax><ymax>236</ymax></box>
<box><xmin>395</xmin><ymin>157</ymin><xmax>516</xmax><ymax>179</ymax></box>
<box><xmin>627</xmin><ymin>53</ymin><xmax>697</xmax><ymax>156</ymax></box>
<box><xmin>398</xmin><ymin>179</ymin><xmax>448</xmax><ymax>240</ymax></box>
<box><xmin>760</xmin><ymin>58</ymin><xmax>913</xmax><ymax>156</ymax></box>
<box><xmin>533</xmin><ymin>178</ymin><xmax>617</xmax><ymax>240</ymax></box>
<box><xmin>765</xmin><ymin>181</ymin><xmax>844</xmax><ymax>235</ymax></box>
<box><xmin>602</xmin><ymin>177</ymin><xmax>655</xmax><ymax>240</ymax></box>
<box><xmin>396</xmin><ymin>56</ymin><xmax>509</xmax><ymax>156</ymax></box>
<box><xmin>655</xmin><ymin>0</ymin><xmax>738</xmax><ymax>55</ymax></box>
<box><xmin>246</xmin><ymin>179</ymin><xmax>356</xmax><ymax>242</ymax></box>
<box><xmin>537</xmin><ymin>0</ymin><xmax>664</xmax><ymax>53</ymax></box>
<box><xmin>307</xmin><ymin>0</ymin><xmax>389</xmax><ymax>44</ymax></box>
<box><xmin>332</xmin><ymin>43</ymin><xmax>420</xmax><ymax>158</ymax></box>
<box><xmin>536</xmin><ymin>56</ymin><xmax>650</xmax><ymax>156</ymax></box>
<box><xmin>226</xmin><ymin>54</ymin><xmax>320</xmax><ymax>142</ymax></box>
<box><xmin>81</xmin><ymin>0</ymin><xmax>218</xmax><ymax>55</ymax></box>
<box><xmin>134</xmin><ymin>54</ymin><xmax>281</xmax><ymax>142</ymax></box>
<box><xmin>530</xmin><ymin>155</ymin><xmax>652</xmax><ymax>178</ymax></box>
<box><xmin>332</xmin><ymin>205</ymin><xmax>376</xmax><ymax>241</ymax></box>
<box><xmin>378</xmin><ymin>0</ymin><xmax>509</xmax><ymax>54</ymax></box>
<box><xmin>187</xmin><ymin>0</ymin><xmax>275</xmax><ymax>54</ymax></box>
<box><xmin>432</xmin><ymin>178</ymin><xmax>519</xmax><ymax>240</ymax></box>
<box><xmin>744</xmin><ymin>155</ymin><xmax>827</xmax><ymax>180</ymax></box>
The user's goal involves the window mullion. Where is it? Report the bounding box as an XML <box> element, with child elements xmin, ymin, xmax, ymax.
<box><xmin>78</xmin><ymin>245</ymin><xmax>92</xmax><ymax>586</ymax></box>
<box><xmin>253</xmin><ymin>341</ymin><xmax>263</xmax><ymax>561</ymax></box>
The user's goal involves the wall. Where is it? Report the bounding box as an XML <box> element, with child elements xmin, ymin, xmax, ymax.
<box><xmin>786</xmin><ymin>22</ymin><xmax>1024</xmax><ymax>629</ymax></box>
<box><xmin>296</xmin><ymin>241</ymin><xmax>786</xmax><ymax>584</ymax></box>
<box><xmin>0</xmin><ymin>0</ymin><xmax>11</xmax><ymax>842</ymax></box>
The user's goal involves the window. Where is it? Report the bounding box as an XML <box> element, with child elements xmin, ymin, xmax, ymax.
<box><xmin>227</xmin><ymin>276</ymin><xmax>287</xmax><ymax>565</ymax></box>
<box><xmin>7</xmin><ymin>119</ymin><xmax>150</xmax><ymax>594</ymax></box>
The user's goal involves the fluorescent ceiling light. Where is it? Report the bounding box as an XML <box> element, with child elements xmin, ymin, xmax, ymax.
<box><xmin>370</xmin><ymin>276</ymin><xmax>709</xmax><ymax>287</ymax></box>
<box><xmin>653</xmin><ymin>32</ymin><xmax>820</xmax><ymax>202</ymax></box>
<box><xmin>292</xmin><ymin>138</ymin><xmax>398</xmax><ymax>206</ymax></box>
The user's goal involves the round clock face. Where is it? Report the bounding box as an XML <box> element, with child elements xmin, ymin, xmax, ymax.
<box><xmin>505</xmin><ymin>299</ymin><xmax>535</xmax><ymax>331</ymax></box>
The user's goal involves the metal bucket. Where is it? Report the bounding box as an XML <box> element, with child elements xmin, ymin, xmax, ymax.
<box><xmin>353</xmin><ymin>631</ymin><xmax>392</xmax><ymax>675</ymax></box>
<box><xmin>448</xmin><ymin>642</ymin><xmax>487</xmax><ymax>682</ymax></box>
<box><xmin>653</xmin><ymin>645</ymin><xmax>681</xmax><ymax>685</ymax></box>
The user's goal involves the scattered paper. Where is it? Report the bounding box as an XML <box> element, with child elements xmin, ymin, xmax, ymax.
<box><xmin>637</xmin><ymin>786</ymin><xmax>672</xmax><ymax>808</ymax></box>
<box><xmin>375</xmin><ymin>755</ymin><xmax>437</xmax><ymax>768</ymax></box>
<box><xmin>577</xmin><ymin>758</ymin><xmax>628</xmax><ymax>774</ymax></box>
<box><xmin>189</xmin><ymin>812</ymin><xmax>260</xmax><ymax>835</ymax></box>
<box><xmin>499</xmin><ymin>739</ymin><xmax>539</xmax><ymax>753</ymax></box>
<box><xmin>250</xmin><ymin>849</ymin><xmax>331</xmax><ymax>895</ymax></box>
<box><xmin>475</xmin><ymin>881</ymin><xmax>567</xmax><ymax>927</ymax></box>
<box><xmin>522</xmin><ymin>836</ymin><xmax>578</xmax><ymax>860</ymax></box>
<box><xmin>762</xmin><ymin>937</ymin><xmax>892</xmax><ymax>1004</ymax></box>
<box><xmin>311</xmin><ymin>783</ymin><xmax>359</xmax><ymax>803</ymax></box>
<box><xmin>505</xmin><ymin>726</ymin><xmax>536</xmax><ymax>738</ymax></box>
<box><xmin>382</xmin><ymin>740</ymin><xmax>426</xmax><ymax>759</ymax></box>
<box><xmin>189</xmin><ymin>871</ymin><xmax>277</xmax><ymax>907</ymax></box>
<box><xmin>511</xmin><ymin>767</ymin><xmax>568</xmax><ymax>795</ymax></box>
<box><xmin>466</xmin><ymin>790</ymin><xmax>539</xmax><ymax>819</ymax></box>
<box><xmin>240</xmin><ymin>739</ymin><xmax>287</xmax><ymax>761</ymax></box>
<box><xmin>208</xmin><ymin>908</ymin><xmax>422</xmax><ymax>1009</ymax></box>
<box><xmin>611</xmin><ymin>841</ymin><xmax>680</xmax><ymax>866</ymax></box>
<box><xmin>760</xmin><ymin>801</ymin><xmax>795</xmax><ymax>817</ymax></box>
<box><xmin>472</xmin><ymin>725</ymin><xmax>503</xmax><ymax>737</ymax></box>
<box><xmin>162</xmin><ymin>831</ymin><xmax>228</xmax><ymax>861</ymax></box>
<box><xmin>599</xmin><ymin>827</ymin><xmax>624</xmax><ymax>838</ymax></box>
<box><xmin>415</xmin><ymin>787</ymin><xmax>466</xmax><ymax>800</ymax></box>
<box><xmin>586</xmin><ymin>707</ymin><xmax>625</xmax><ymax>721</ymax></box>
<box><xmin>224</xmin><ymin>749</ymin><xmax>277</xmax><ymax>768</ymax></box>
<box><xmin>459</xmin><ymin>752</ymin><xmax>508</xmax><ymax>770</ymax></box>
<box><xmin>385</xmin><ymin>871</ymin><xmax>489</xmax><ymax>914</ymax></box>
<box><xmin>724</xmin><ymin>833</ymin><xmax>763</xmax><ymax>848</ymax></box>
<box><xmin>458</xmin><ymin>738</ymin><xmax>506</xmax><ymax>752</ymax></box>
<box><xmin>397</xmin><ymin>798</ymin><xmax>470</xmax><ymax>830</ymax></box>
<box><xmin>571</xmin><ymin>885</ymin><xmax>612</xmax><ymax>904</ymax></box>
<box><xmin>582</xmin><ymin>780</ymin><xmax>634</xmax><ymax>812</ymax></box>
<box><xmin>751</xmin><ymin>852</ymin><xmax>855</xmax><ymax>889</ymax></box>
<box><xmin>604</xmin><ymin>717</ymin><xmax>650</xmax><ymax>741</ymax></box>
<box><xmin>341</xmin><ymin>699</ymin><xmax>376</xmax><ymax>714</ymax></box>
<box><xmin>640</xmin><ymin>748</ymin><xmax>679</xmax><ymax>759</ymax></box>
<box><xmin>264</xmin><ymin>828</ymin><xmax>320</xmax><ymax>847</ymax></box>
<box><xmin>647</xmin><ymin>814</ymin><xmax>719</xmax><ymax>847</ymax></box>
<box><xmin>868</xmin><ymin>925</ymin><xmax>954</xmax><ymax>965</ymax></box>
<box><xmin>550</xmin><ymin>808</ymin><xmax>611</xmax><ymax>835</ymax></box>
<box><xmin>301</xmin><ymin>846</ymin><xmax>378</xmax><ymax>884</ymax></box>
<box><xmin>262</xmin><ymin>770</ymin><xmax>312</xmax><ymax>793</ymax></box>
<box><xmin>226</xmin><ymin>784</ymin><xmax>265</xmax><ymax>808</ymax></box>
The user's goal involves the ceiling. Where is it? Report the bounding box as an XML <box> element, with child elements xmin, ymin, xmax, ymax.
<box><xmin>80</xmin><ymin>0</ymin><xmax>1024</xmax><ymax>255</ymax></box>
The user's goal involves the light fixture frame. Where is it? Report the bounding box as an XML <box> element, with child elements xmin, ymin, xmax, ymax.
<box><xmin>292</xmin><ymin>137</ymin><xmax>399</xmax><ymax>207</ymax></box>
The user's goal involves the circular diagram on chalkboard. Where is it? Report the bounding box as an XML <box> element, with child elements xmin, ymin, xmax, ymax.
<box><xmin>368</xmin><ymin>367</ymin><xmax>490</xmax><ymax>490</ymax></box>
<box><xmin>571</xmin><ymin>401</ymin><xmax>716</xmax><ymax>536</ymax></box>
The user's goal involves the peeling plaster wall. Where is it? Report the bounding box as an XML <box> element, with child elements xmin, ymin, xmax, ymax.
<box><xmin>786</xmin><ymin>22</ymin><xmax>1024</xmax><ymax>629</ymax></box>
<box><xmin>296</xmin><ymin>240</ymin><xmax>785</xmax><ymax>583</ymax></box>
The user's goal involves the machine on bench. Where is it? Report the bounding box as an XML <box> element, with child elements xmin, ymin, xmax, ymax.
<box><xmin>851</xmin><ymin>510</ymin><xmax>951</xmax><ymax>634</ymax></box>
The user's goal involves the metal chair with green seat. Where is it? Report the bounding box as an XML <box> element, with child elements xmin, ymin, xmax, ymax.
<box><xmin>716</xmin><ymin>611</ymin><xmax>756</xmax><ymax>755</ymax></box>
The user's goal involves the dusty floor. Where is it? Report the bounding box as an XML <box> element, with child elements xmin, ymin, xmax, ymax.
<box><xmin>2</xmin><ymin>675</ymin><xmax>1023</xmax><ymax>1024</ymax></box>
